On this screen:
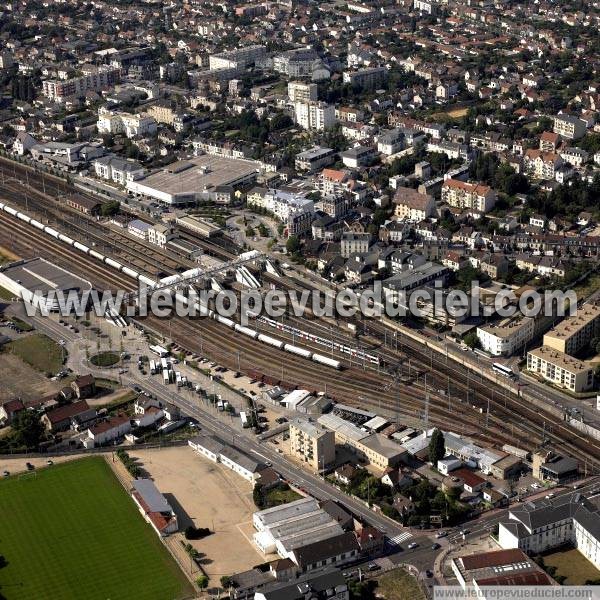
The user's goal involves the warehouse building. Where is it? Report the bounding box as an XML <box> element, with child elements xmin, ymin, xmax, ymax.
<box><xmin>127</xmin><ymin>155</ymin><xmax>259</xmax><ymax>205</ymax></box>
<box><xmin>0</xmin><ymin>258</ymin><xmax>92</xmax><ymax>312</ymax></box>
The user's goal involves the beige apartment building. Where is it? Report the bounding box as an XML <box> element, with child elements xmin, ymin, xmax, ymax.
<box><xmin>441</xmin><ymin>179</ymin><xmax>496</xmax><ymax>213</ymax></box>
<box><xmin>527</xmin><ymin>346</ymin><xmax>594</xmax><ymax>393</ymax></box>
<box><xmin>289</xmin><ymin>418</ymin><xmax>335</xmax><ymax>472</ymax></box>
<box><xmin>543</xmin><ymin>305</ymin><xmax>600</xmax><ymax>356</ymax></box>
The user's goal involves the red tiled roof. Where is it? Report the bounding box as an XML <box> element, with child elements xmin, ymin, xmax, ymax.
<box><xmin>476</xmin><ymin>571</ymin><xmax>554</xmax><ymax>586</ymax></box>
<box><xmin>461</xmin><ymin>549</ymin><xmax>528</xmax><ymax>571</ymax></box>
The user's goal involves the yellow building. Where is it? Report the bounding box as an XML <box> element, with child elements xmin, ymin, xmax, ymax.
<box><xmin>289</xmin><ymin>418</ymin><xmax>335</xmax><ymax>472</ymax></box>
<box><xmin>543</xmin><ymin>305</ymin><xmax>600</xmax><ymax>356</ymax></box>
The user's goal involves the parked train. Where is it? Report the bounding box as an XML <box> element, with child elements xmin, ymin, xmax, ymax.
<box><xmin>0</xmin><ymin>201</ymin><xmax>343</xmax><ymax>370</ymax></box>
<box><xmin>0</xmin><ymin>201</ymin><xmax>157</xmax><ymax>287</ymax></box>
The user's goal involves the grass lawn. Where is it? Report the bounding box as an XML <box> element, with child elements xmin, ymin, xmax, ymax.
<box><xmin>375</xmin><ymin>568</ymin><xmax>426</xmax><ymax>600</ymax></box>
<box><xmin>265</xmin><ymin>485</ymin><xmax>302</xmax><ymax>507</ymax></box>
<box><xmin>5</xmin><ymin>333</ymin><xmax>64</xmax><ymax>374</ymax></box>
<box><xmin>0</xmin><ymin>457</ymin><xmax>194</xmax><ymax>600</ymax></box>
<box><xmin>544</xmin><ymin>547</ymin><xmax>600</xmax><ymax>585</ymax></box>
<box><xmin>90</xmin><ymin>350</ymin><xmax>120</xmax><ymax>367</ymax></box>
<box><xmin>0</xmin><ymin>285</ymin><xmax>14</xmax><ymax>301</ymax></box>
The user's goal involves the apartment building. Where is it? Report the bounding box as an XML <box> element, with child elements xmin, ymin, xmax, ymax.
<box><xmin>209</xmin><ymin>45</ymin><xmax>266</xmax><ymax>70</ymax></box>
<box><xmin>393</xmin><ymin>187</ymin><xmax>435</xmax><ymax>221</ymax></box>
<box><xmin>97</xmin><ymin>107</ymin><xmax>157</xmax><ymax>139</ymax></box>
<box><xmin>341</xmin><ymin>232</ymin><xmax>372</xmax><ymax>258</ymax></box>
<box><xmin>295</xmin><ymin>147</ymin><xmax>336</xmax><ymax>172</ymax></box>
<box><xmin>93</xmin><ymin>155</ymin><xmax>145</xmax><ymax>185</ymax></box>
<box><xmin>317</xmin><ymin>414</ymin><xmax>406</xmax><ymax>473</ymax></box>
<box><xmin>288</xmin><ymin>81</ymin><xmax>318</xmax><ymax>103</ymax></box>
<box><xmin>42</xmin><ymin>65</ymin><xmax>121</xmax><ymax>101</ymax></box>
<box><xmin>441</xmin><ymin>179</ymin><xmax>496</xmax><ymax>213</ymax></box>
<box><xmin>553</xmin><ymin>114</ymin><xmax>587</xmax><ymax>140</ymax></box>
<box><xmin>289</xmin><ymin>418</ymin><xmax>335</xmax><ymax>471</ymax></box>
<box><xmin>542</xmin><ymin>304</ymin><xmax>600</xmax><ymax>355</ymax></box>
<box><xmin>499</xmin><ymin>493</ymin><xmax>600</xmax><ymax>570</ymax></box>
<box><xmin>524</xmin><ymin>149</ymin><xmax>563</xmax><ymax>180</ymax></box>
<box><xmin>477</xmin><ymin>317</ymin><xmax>535</xmax><ymax>357</ymax></box>
<box><xmin>342</xmin><ymin>67</ymin><xmax>387</xmax><ymax>90</ymax></box>
<box><xmin>527</xmin><ymin>346</ymin><xmax>594</xmax><ymax>392</ymax></box>
<box><xmin>295</xmin><ymin>101</ymin><xmax>335</xmax><ymax>131</ymax></box>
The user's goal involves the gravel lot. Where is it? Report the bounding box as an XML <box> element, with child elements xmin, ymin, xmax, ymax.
<box><xmin>129</xmin><ymin>445</ymin><xmax>270</xmax><ymax>579</ymax></box>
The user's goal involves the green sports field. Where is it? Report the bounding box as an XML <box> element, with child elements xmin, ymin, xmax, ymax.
<box><xmin>0</xmin><ymin>457</ymin><xmax>194</xmax><ymax>600</ymax></box>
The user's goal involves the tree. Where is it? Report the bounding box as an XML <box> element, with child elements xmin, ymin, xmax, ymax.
<box><xmin>286</xmin><ymin>235</ymin><xmax>300</xmax><ymax>255</ymax></box>
<box><xmin>220</xmin><ymin>575</ymin><xmax>232</xmax><ymax>588</ymax></box>
<box><xmin>429</xmin><ymin>428</ymin><xmax>445</xmax><ymax>465</ymax></box>
<box><xmin>11</xmin><ymin>410</ymin><xmax>45</xmax><ymax>449</ymax></box>
<box><xmin>100</xmin><ymin>200</ymin><xmax>120</xmax><ymax>217</ymax></box>
<box><xmin>196</xmin><ymin>575</ymin><xmax>209</xmax><ymax>589</ymax></box>
<box><xmin>464</xmin><ymin>331</ymin><xmax>480</xmax><ymax>349</ymax></box>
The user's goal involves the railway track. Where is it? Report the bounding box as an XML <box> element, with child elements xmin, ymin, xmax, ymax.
<box><xmin>1</xmin><ymin>161</ymin><xmax>600</xmax><ymax>469</ymax></box>
<box><xmin>0</xmin><ymin>211</ymin><xmax>512</xmax><ymax>451</ymax></box>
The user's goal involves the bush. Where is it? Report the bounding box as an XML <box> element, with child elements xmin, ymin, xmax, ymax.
<box><xmin>196</xmin><ymin>575</ymin><xmax>209</xmax><ymax>589</ymax></box>
<box><xmin>185</xmin><ymin>526</ymin><xmax>211</xmax><ymax>540</ymax></box>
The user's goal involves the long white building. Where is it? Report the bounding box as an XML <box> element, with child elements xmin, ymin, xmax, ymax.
<box><xmin>499</xmin><ymin>493</ymin><xmax>600</xmax><ymax>570</ymax></box>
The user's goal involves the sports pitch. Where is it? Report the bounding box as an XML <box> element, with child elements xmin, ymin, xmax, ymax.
<box><xmin>0</xmin><ymin>457</ymin><xmax>194</xmax><ymax>600</ymax></box>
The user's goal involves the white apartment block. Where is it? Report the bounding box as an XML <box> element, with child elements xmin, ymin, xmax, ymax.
<box><xmin>477</xmin><ymin>317</ymin><xmax>535</xmax><ymax>357</ymax></box>
<box><xmin>441</xmin><ymin>179</ymin><xmax>496</xmax><ymax>213</ymax></box>
<box><xmin>499</xmin><ymin>494</ymin><xmax>600</xmax><ymax>571</ymax></box>
<box><xmin>209</xmin><ymin>45</ymin><xmax>266</xmax><ymax>70</ymax></box>
<box><xmin>93</xmin><ymin>156</ymin><xmax>145</xmax><ymax>185</ymax></box>
<box><xmin>288</xmin><ymin>81</ymin><xmax>318</xmax><ymax>103</ymax></box>
<box><xmin>553</xmin><ymin>114</ymin><xmax>587</xmax><ymax>140</ymax></box>
<box><xmin>97</xmin><ymin>107</ymin><xmax>157</xmax><ymax>139</ymax></box>
<box><xmin>527</xmin><ymin>346</ymin><xmax>594</xmax><ymax>393</ymax></box>
<box><xmin>524</xmin><ymin>149</ymin><xmax>563</xmax><ymax>180</ymax></box>
<box><xmin>295</xmin><ymin>101</ymin><xmax>335</xmax><ymax>131</ymax></box>
<box><xmin>42</xmin><ymin>65</ymin><xmax>121</xmax><ymax>101</ymax></box>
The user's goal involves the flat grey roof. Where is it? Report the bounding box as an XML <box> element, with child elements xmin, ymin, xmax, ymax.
<box><xmin>133</xmin><ymin>155</ymin><xmax>258</xmax><ymax>196</ymax></box>
<box><xmin>132</xmin><ymin>479</ymin><xmax>172</xmax><ymax>513</ymax></box>
<box><xmin>0</xmin><ymin>257</ymin><xmax>92</xmax><ymax>294</ymax></box>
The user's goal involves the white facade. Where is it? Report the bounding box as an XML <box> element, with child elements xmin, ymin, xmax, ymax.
<box><xmin>477</xmin><ymin>318</ymin><xmax>535</xmax><ymax>357</ymax></box>
<box><xmin>97</xmin><ymin>107</ymin><xmax>157</xmax><ymax>139</ymax></box>
<box><xmin>295</xmin><ymin>101</ymin><xmax>335</xmax><ymax>131</ymax></box>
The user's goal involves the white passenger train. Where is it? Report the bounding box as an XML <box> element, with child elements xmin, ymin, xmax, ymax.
<box><xmin>0</xmin><ymin>201</ymin><xmax>343</xmax><ymax>370</ymax></box>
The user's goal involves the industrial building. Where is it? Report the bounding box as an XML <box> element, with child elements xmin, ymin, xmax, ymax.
<box><xmin>0</xmin><ymin>258</ymin><xmax>92</xmax><ymax>312</ymax></box>
<box><xmin>126</xmin><ymin>155</ymin><xmax>259</xmax><ymax>205</ymax></box>
<box><xmin>252</xmin><ymin>497</ymin><xmax>359</xmax><ymax>571</ymax></box>
<box><xmin>317</xmin><ymin>413</ymin><xmax>406</xmax><ymax>473</ymax></box>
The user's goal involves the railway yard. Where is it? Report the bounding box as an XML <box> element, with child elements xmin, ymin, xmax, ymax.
<box><xmin>1</xmin><ymin>156</ymin><xmax>600</xmax><ymax>477</ymax></box>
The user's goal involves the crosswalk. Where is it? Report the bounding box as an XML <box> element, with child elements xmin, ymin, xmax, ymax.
<box><xmin>387</xmin><ymin>531</ymin><xmax>413</xmax><ymax>546</ymax></box>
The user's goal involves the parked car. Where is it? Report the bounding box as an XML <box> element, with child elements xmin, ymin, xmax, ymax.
<box><xmin>408</xmin><ymin>542</ymin><xmax>418</xmax><ymax>550</ymax></box>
